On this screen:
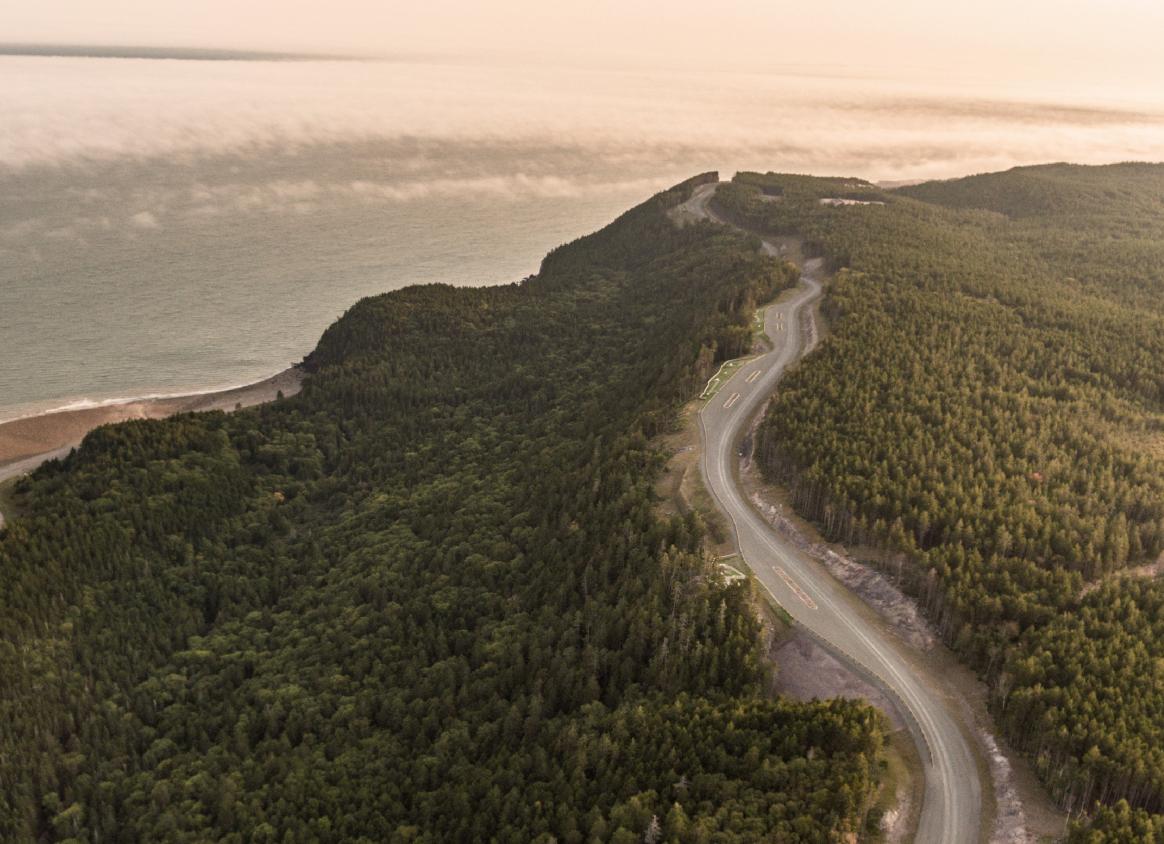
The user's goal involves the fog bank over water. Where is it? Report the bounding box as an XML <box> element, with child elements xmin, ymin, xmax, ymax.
<box><xmin>2</xmin><ymin>53</ymin><xmax>1163</xmax><ymax>421</ymax></box>
<box><xmin>4</xmin><ymin>56</ymin><xmax>1163</xmax><ymax>175</ymax></box>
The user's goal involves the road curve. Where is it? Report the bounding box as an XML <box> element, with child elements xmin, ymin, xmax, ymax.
<box><xmin>686</xmin><ymin>182</ymin><xmax>983</xmax><ymax>843</ymax></box>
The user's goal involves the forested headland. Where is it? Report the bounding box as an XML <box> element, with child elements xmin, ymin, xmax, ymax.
<box><xmin>0</xmin><ymin>176</ymin><xmax>886</xmax><ymax>842</ymax></box>
<box><xmin>713</xmin><ymin>163</ymin><xmax>1164</xmax><ymax>834</ymax></box>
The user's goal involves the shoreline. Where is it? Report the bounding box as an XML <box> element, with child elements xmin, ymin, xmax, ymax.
<box><xmin>0</xmin><ymin>373</ymin><xmax>302</xmax><ymax>427</ymax></box>
<box><xmin>0</xmin><ymin>367</ymin><xmax>304</xmax><ymax>488</ymax></box>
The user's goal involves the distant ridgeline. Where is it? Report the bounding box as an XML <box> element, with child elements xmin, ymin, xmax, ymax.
<box><xmin>0</xmin><ymin>176</ymin><xmax>885</xmax><ymax>841</ymax></box>
<box><xmin>713</xmin><ymin>163</ymin><xmax>1164</xmax><ymax>835</ymax></box>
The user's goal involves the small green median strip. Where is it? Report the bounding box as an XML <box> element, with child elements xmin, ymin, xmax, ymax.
<box><xmin>700</xmin><ymin>300</ymin><xmax>781</xmax><ymax>402</ymax></box>
<box><xmin>752</xmin><ymin>306</ymin><xmax>772</xmax><ymax>346</ymax></box>
<box><xmin>699</xmin><ymin>357</ymin><xmax>753</xmax><ymax>400</ymax></box>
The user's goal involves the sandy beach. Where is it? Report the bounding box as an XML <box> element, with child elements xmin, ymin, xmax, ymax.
<box><xmin>0</xmin><ymin>367</ymin><xmax>304</xmax><ymax>486</ymax></box>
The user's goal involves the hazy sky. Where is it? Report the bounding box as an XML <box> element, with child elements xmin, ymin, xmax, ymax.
<box><xmin>7</xmin><ymin>0</ymin><xmax>1164</xmax><ymax>89</ymax></box>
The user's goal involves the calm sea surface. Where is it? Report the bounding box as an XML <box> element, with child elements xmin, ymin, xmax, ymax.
<box><xmin>3</xmin><ymin>54</ymin><xmax>1163</xmax><ymax>421</ymax></box>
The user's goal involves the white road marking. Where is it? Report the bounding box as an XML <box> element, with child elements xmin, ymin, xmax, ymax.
<box><xmin>723</xmin><ymin>392</ymin><xmax>740</xmax><ymax>409</ymax></box>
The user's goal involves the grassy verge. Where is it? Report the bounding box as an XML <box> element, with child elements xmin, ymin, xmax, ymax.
<box><xmin>865</xmin><ymin>727</ymin><xmax>924</xmax><ymax>842</ymax></box>
<box><xmin>687</xmin><ymin>466</ymin><xmax>733</xmax><ymax>551</ymax></box>
<box><xmin>652</xmin><ymin>401</ymin><xmax>736</xmax><ymax>553</ymax></box>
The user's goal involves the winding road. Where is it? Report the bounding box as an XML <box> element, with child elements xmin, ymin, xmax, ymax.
<box><xmin>685</xmin><ymin>182</ymin><xmax>984</xmax><ymax>843</ymax></box>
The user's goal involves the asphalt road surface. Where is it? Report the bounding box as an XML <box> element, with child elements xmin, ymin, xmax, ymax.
<box><xmin>685</xmin><ymin>182</ymin><xmax>983</xmax><ymax>843</ymax></box>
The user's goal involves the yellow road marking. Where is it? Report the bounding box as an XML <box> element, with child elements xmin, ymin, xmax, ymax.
<box><xmin>774</xmin><ymin>566</ymin><xmax>817</xmax><ymax>610</ymax></box>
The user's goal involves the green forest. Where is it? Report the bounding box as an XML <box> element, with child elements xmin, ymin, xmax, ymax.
<box><xmin>713</xmin><ymin>163</ymin><xmax>1164</xmax><ymax>834</ymax></box>
<box><xmin>0</xmin><ymin>176</ymin><xmax>886</xmax><ymax>842</ymax></box>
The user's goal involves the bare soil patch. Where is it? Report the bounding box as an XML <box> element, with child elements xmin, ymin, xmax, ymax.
<box><xmin>773</xmin><ymin>631</ymin><xmax>904</xmax><ymax>728</ymax></box>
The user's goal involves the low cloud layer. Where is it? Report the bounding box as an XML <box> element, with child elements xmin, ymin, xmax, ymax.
<box><xmin>2</xmin><ymin>55</ymin><xmax>1164</xmax><ymax>182</ymax></box>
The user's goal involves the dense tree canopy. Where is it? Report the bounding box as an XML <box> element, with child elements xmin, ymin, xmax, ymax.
<box><xmin>713</xmin><ymin>164</ymin><xmax>1164</xmax><ymax>822</ymax></box>
<box><xmin>1069</xmin><ymin>800</ymin><xmax>1164</xmax><ymax>843</ymax></box>
<box><xmin>0</xmin><ymin>175</ymin><xmax>884</xmax><ymax>842</ymax></box>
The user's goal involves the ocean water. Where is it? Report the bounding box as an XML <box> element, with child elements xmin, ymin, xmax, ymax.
<box><xmin>3</xmin><ymin>53</ymin><xmax>1164</xmax><ymax>422</ymax></box>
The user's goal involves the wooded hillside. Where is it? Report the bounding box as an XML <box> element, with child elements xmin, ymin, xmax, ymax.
<box><xmin>714</xmin><ymin>163</ymin><xmax>1164</xmax><ymax>828</ymax></box>
<box><xmin>0</xmin><ymin>176</ymin><xmax>884</xmax><ymax>842</ymax></box>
